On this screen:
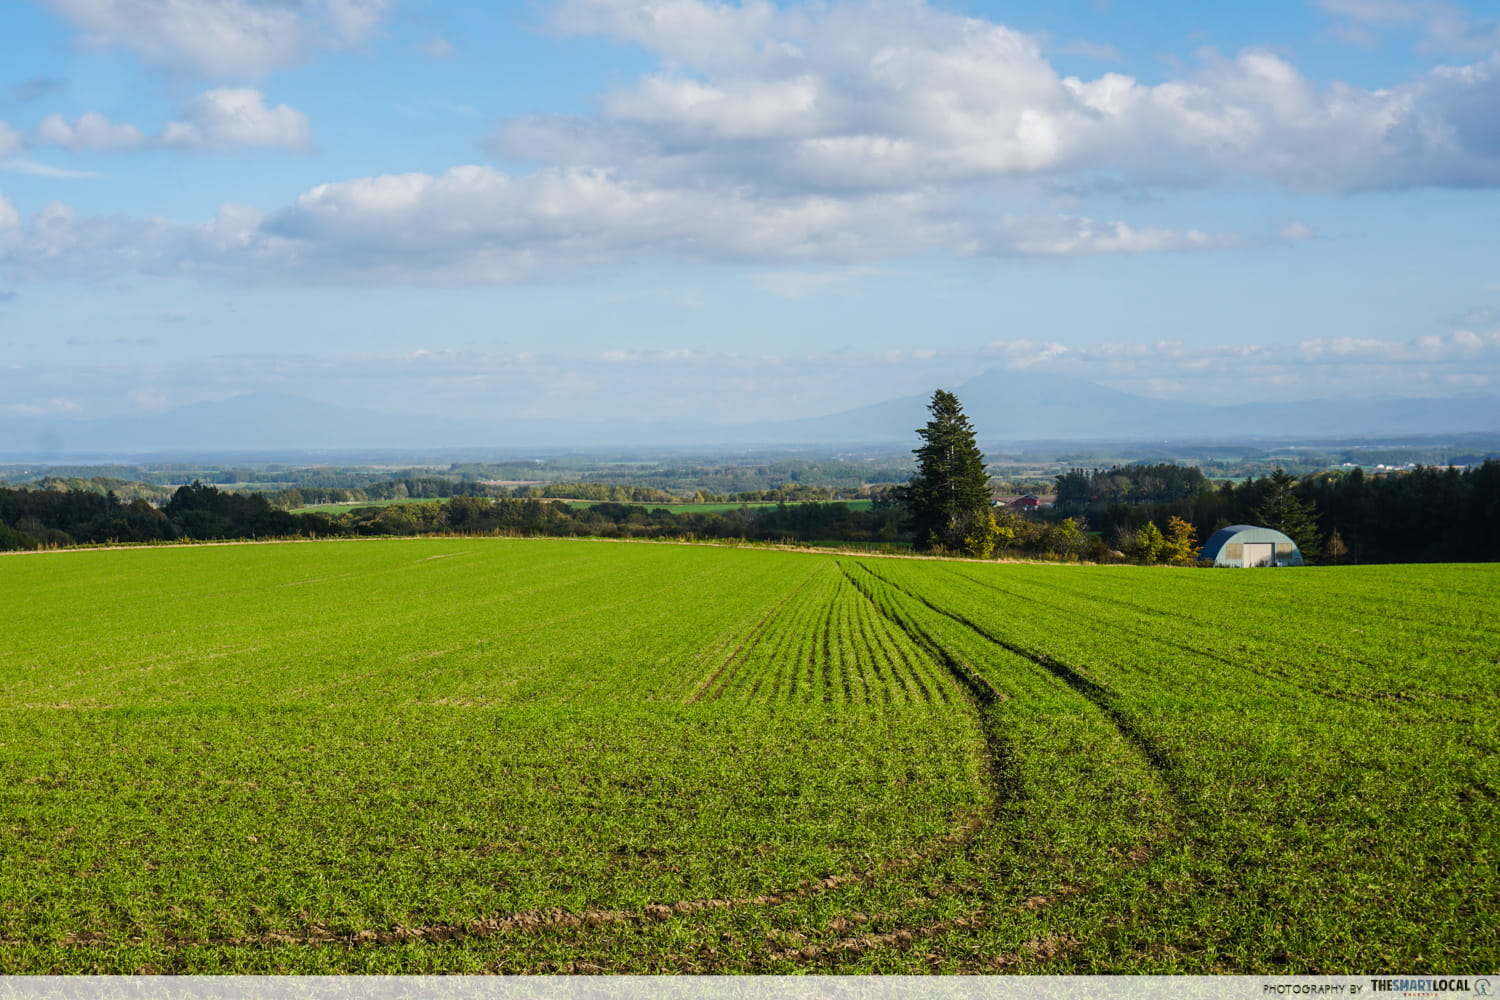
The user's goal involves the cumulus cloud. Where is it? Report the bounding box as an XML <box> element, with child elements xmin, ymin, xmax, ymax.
<box><xmin>10</xmin><ymin>0</ymin><xmax>1498</xmax><ymax>287</ymax></box>
<box><xmin>509</xmin><ymin>0</ymin><xmax>1500</xmax><ymax>194</ymax></box>
<box><xmin>0</xmin><ymin>163</ymin><xmax>1253</xmax><ymax>285</ymax></box>
<box><xmin>1300</xmin><ymin>328</ymin><xmax>1500</xmax><ymax>361</ymax></box>
<box><xmin>44</xmin><ymin>0</ymin><xmax>392</xmax><ymax>78</ymax></box>
<box><xmin>0</xmin><ymin>198</ymin><xmax>284</xmax><ymax>282</ymax></box>
<box><xmin>34</xmin><ymin>111</ymin><xmax>147</xmax><ymax>152</ymax></box>
<box><xmin>262</xmin><ymin>165</ymin><xmax>971</xmax><ymax>279</ymax></box>
<box><xmin>22</xmin><ymin>91</ymin><xmax>312</xmax><ymax>154</ymax></box>
<box><xmin>0</xmin><ymin>193</ymin><xmax>20</xmax><ymax>230</ymax></box>
<box><xmin>161</xmin><ymin>88</ymin><xmax>312</xmax><ymax>151</ymax></box>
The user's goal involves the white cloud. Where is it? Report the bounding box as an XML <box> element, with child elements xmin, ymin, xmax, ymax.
<box><xmin>44</xmin><ymin>0</ymin><xmax>393</xmax><ymax>78</ymax></box>
<box><xmin>22</xmin><ymin>91</ymin><xmax>312</xmax><ymax>155</ymax></box>
<box><xmin>0</xmin><ymin>159</ymin><xmax>106</xmax><ymax>179</ymax></box>
<box><xmin>1280</xmin><ymin>220</ymin><xmax>1315</xmax><ymax>241</ymax></box>
<box><xmin>0</xmin><ymin>163</ymin><xmax>1254</xmax><ymax>285</ymax></box>
<box><xmin>548</xmin><ymin>0</ymin><xmax>778</xmax><ymax>68</ymax></box>
<box><xmin>511</xmin><ymin>0</ymin><xmax>1500</xmax><ymax>194</ymax></box>
<box><xmin>9</xmin><ymin>0</ymin><xmax>1497</xmax><ymax>287</ymax></box>
<box><xmin>323</xmin><ymin>0</ymin><xmax>389</xmax><ymax>46</ymax></box>
<box><xmin>969</xmin><ymin>215</ymin><xmax>1244</xmax><ymax>257</ymax></box>
<box><xmin>0</xmin><ymin>193</ymin><xmax>20</xmax><ymax>230</ymax></box>
<box><xmin>259</xmin><ymin>165</ymin><xmax>959</xmax><ymax>280</ymax></box>
<box><xmin>161</xmin><ymin>88</ymin><xmax>312</xmax><ymax>151</ymax></box>
<box><xmin>1299</xmin><ymin>329</ymin><xmax>1500</xmax><ymax>362</ymax></box>
<box><xmin>33</xmin><ymin>111</ymin><xmax>147</xmax><ymax>152</ymax></box>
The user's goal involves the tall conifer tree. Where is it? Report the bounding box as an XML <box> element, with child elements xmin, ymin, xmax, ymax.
<box><xmin>1252</xmin><ymin>468</ymin><xmax>1323</xmax><ymax>562</ymax></box>
<box><xmin>907</xmin><ymin>390</ymin><xmax>994</xmax><ymax>553</ymax></box>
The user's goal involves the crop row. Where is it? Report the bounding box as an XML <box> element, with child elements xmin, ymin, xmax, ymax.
<box><xmin>703</xmin><ymin>565</ymin><xmax>959</xmax><ymax>705</ymax></box>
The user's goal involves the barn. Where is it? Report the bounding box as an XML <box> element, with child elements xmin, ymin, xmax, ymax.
<box><xmin>1200</xmin><ymin>524</ymin><xmax>1305</xmax><ymax>567</ymax></box>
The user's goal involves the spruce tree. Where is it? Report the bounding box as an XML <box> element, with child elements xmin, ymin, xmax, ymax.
<box><xmin>1251</xmin><ymin>468</ymin><xmax>1323</xmax><ymax>562</ymax></box>
<box><xmin>906</xmin><ymin>390</ymin><xmax>994</xmax><ymax>554</ymax></box>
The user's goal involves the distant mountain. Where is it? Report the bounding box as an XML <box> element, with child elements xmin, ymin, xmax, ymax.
<box><xmin>773</xmin><ymin>371</ymin><xmax>1200</xmax><ymax>442</ymax></box>
<box><xmin>3</xmin><ymin>375</ymin><xmax>1498</xmax><ymax>458</ymax></box>
<box><xmin>0</xmin><ymin>392</ymin><xmax>699</xmax><ymax>456</ymax></box>
<box><xmin>769</xmin><ymin>370</ymin><xmax>1500</xmax><ymax>443</ymax></box>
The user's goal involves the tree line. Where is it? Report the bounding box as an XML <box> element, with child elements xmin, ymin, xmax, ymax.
<box><xmin>0</xmin><ymin>481</ymin><xmax>912</xmax><ymax>551</ymax></box>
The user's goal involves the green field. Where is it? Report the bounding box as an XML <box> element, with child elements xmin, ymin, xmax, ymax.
<box><xmin>1</xmin><ymin>539</ymin><xmax>1495</xmax><ymax>973</ymax></box>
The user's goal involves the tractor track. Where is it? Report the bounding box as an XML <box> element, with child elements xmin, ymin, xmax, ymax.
<box><xmin>851</xmin><ymin>562</ymin><xmax>1193</xmax><ymax>813</ymax></box>
<box><xmin>19</xmin><ymin>810</ymin><xmax>988</xmax><ymax>954</ymax></box>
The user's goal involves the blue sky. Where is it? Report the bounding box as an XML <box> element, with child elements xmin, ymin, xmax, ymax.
<box><xmin>1</xmin><ymin>0</ymin><xmax>1498</xmax><ymax>426</ymax></box>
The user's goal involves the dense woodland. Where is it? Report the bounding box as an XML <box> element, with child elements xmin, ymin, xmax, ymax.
<box><xmin>1056</xmin><ymin>461</ymin><xmax>1500</xmax><ymax>564</ymax></box>
<box><xmin>2</xmin><ymin>458</ymin><xmax>1497</xmax><ymax>563</ymax></box>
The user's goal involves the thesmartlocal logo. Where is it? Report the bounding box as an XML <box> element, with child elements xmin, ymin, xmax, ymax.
<box><xmin>1369</xmin><ymin>980</ymin><xmax>1484</xmax><ymax>996</ymax></box>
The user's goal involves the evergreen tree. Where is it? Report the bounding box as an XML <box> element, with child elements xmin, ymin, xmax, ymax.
<box><xmin>1251</xmin><ymin>468</ymin><xmax>1323</xmax><ymax>562</ymax></box>
<box><xmin>906</xmin><ymin>390</ymin><xmax>994</xmax><ymax>554</ymax></box>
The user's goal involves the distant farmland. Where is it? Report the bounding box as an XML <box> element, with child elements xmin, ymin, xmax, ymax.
<box><xmin>292</xmin><ymin>498</ymin><xmax>876</xmax><ymax>514</ymax></box>
<box><xmin>1</xmin><ymin>539</ymin><xmax>1494</xmax><ymax>973</ymax></box>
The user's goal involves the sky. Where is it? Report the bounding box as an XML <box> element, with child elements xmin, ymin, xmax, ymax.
<box><xmin>1</xmin><ymin>0</ymin><xmax>1498</xmax><ymax>427</ymax></box>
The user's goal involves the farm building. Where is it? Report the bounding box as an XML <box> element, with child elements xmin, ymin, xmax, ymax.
<box><xmin>1200</xmin><ymin>524</ymin><xmax>1304</xmax><ymax>567</ymax></box>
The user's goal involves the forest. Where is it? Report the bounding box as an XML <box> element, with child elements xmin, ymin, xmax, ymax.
<box><xmin>1057</xmin><ymin>461</ymin><xmax>1500</xmax><ymax>564</ymax></box>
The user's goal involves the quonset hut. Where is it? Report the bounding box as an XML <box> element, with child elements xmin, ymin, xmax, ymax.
<box><xmin>1200</xmin><ymin>524</ymin><xmax>1304</xmax><ymax>567</ymax></box>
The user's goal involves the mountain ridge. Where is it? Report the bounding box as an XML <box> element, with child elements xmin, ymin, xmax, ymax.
<box><xmin>4</xmin><ymin>372</ymin><xmax>1498</xmax><ymax>457</ymax></box>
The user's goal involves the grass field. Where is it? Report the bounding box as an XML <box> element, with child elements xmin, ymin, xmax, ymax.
<box><xmin>1</xmin><ymin>539</ymin><xmax>1494</xmax><ymax>973</ymax></box>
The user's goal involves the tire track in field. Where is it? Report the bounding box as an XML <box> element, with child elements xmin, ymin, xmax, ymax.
<box><xmin>26</xmin><ymin>811</ymin><xmax>989</xmax><ymax>953</ymax></box>
<box><xmin>690</xmin><ymin>561</ymin><xmax>1174</xmax><ymax>972</ymax></box>
<box><xmin>749</xmin><ymin>835</ymin><xmax>1163</xmax><ymax>971</ymax></box>
<box><xmin>938</xmin><ymin>568</ymin><xmax>1368</xmax><ymax>707</ymax></box>
<box><xmin>851</xmin><ymin>563</ymin><xmax>1191</xmax><ymax>814</ymax></box>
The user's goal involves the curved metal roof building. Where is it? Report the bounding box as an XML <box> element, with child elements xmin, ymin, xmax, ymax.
<box><xmin>1200</xmin><ymin>524</ymin><xmax>1304</xmax><ymax>567</ymax></box>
